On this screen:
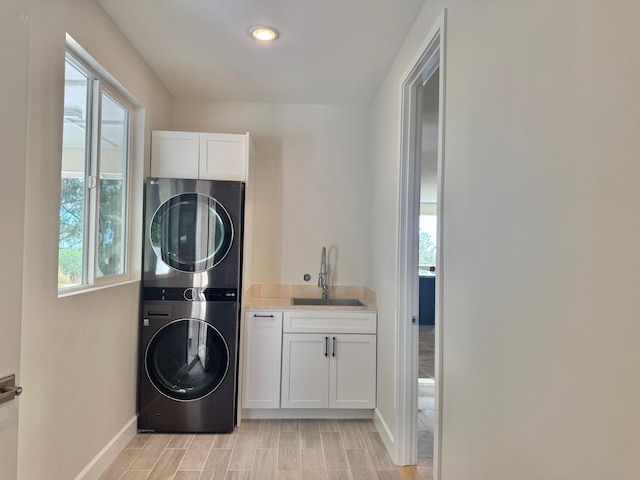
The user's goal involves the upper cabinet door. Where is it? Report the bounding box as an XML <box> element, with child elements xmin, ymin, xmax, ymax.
<box><xmin>151</xmin><ymin>130</ymin><xmax>199</xmax><ymax>179</ymax></box>
<box><xmin>199</xmin><ymin>133</ymin><xmax>247</xmax><ymax>181</ymax></box>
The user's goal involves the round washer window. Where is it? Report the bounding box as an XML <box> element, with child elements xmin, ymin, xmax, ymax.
<box><xmin>145</xmin><ymin>319</ymin><xmax>229</xmax><ymax>401</ymax></box>
<box><xmin>150</xmin><ymin>193</ymin><xmax>233</xmax><ymax>272</ymax></box>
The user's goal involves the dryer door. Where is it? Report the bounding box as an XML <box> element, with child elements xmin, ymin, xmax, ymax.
<box><xmin>150</xmin><ymin>192</ymin><xmax>233</xmax><ymax>273</ymax></box>
<box><xmin>145</xmin><ymin>318</ymin><xmax>229</xmax><ymax>401</ymax></box>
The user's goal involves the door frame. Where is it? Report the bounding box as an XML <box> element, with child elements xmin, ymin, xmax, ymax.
<box><xmin>396</xmin><ymin>10</ymin><xmax>446</xmax><ymax>475</ymax></box>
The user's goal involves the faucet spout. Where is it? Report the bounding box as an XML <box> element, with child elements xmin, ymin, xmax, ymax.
<box><xmin>318</xmin><ymin>246</ymin><xmax>328</xmax><ymax>300</ymax></box>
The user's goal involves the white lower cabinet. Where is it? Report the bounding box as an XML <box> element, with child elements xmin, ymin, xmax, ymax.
<box><xmin>281</xmin><ymin>333</ymin><xmax>377</xmax><ymax>409</ymax></box>
<box><xmin>243</xmin><ymin>309</ymin><xmax>377</xmax><ymax>411</ymax></box>
<box><xmin>242</xmin><ymin>311</ymin><xmax>283</xmax><ymax>409</ymax></box>
<box><xmin>281</xmin><ymin>311</ymin><xmax>377</xmax><ymax>409</ymax></box>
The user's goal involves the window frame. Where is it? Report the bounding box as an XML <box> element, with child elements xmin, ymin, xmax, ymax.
<box><xmin>58</xmin><ymin>47</ymin><xmax>134</xmax><ymax>295</ymax></box>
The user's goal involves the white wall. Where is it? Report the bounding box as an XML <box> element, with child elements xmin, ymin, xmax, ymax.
<box><xmin>367</xmin><ymin>0</ymin><xmax>446</xmax><ymax>449</ymax></box>
<box><xmin>16</xmin><ymin>0</ymin><xmax>172</xmax><ymax>478</ymax></box>
<box><xmin>370</xmin><ymin>0</ymin><xmax>640</xmax><ymax>478</ymax></box>
<box><xmin>0</xmin><ymin>1</ymin><xmax>30</xmax><ymax>478</ymax></box>
<box><xmin>172</xmin><ymin>100</ymin><xmax>370</xmax><ymax>287</ymax></box>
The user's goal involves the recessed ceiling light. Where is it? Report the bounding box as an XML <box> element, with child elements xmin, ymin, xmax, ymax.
<box><xmin>248</xmin><ymin>26</ymin><xmax>279</xmax><ymax>41</ymax></box>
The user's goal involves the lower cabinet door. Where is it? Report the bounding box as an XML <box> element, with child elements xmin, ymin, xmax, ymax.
<box><xmin>242</xmin><ymin>311</ymin><xmax>283</xmax><ymax>409</ymax></box>
<box><xmin>281</xmin><ymin>334</ymin><xmax>330</xmax><ymax>408</ymax></box>
<box><xmin>330</xmin><ymin>334</ymin><xmax>377</xmax><ymax>409</ymax></box>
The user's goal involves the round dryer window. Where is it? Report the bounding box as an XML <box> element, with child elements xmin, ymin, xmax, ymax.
<box><xmin>150</xmin><ymin>193</ymin><xmax>233</xmax><ymax>272</ymax></box>
<box><xmin>145</xmin><ymin>319</ymin><xmax>230</xmax><ymax>401</ymax></box>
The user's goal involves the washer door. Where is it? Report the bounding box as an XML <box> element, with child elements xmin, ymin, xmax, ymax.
<box><xmin>150</xmin><ymin>193</ymin><xmax>233</xmax><ymax>272</ymax></box>
<box><xmin>145</xmin><ymin>318</ymin><xmax>229</xmax><ymax>401</ymax></box>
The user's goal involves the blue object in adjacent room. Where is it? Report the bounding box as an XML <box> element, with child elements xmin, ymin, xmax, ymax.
<box><xmin>419</xmin><ymin>276</ymin><xmax>435</xmax><ymax>325</ymax></box>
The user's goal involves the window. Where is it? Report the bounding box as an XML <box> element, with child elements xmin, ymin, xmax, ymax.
<box><xmin>58</xmin><ymin>50</ymin><xmax>133</xmax><ymax>291</ymax></box>
<box><xmin>419</xmin><ymin>212</ymin><xmax>437</xmax><ymax>276</ymax></box>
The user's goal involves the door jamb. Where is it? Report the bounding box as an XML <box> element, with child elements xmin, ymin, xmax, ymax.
<box><xmin>396</xmin><ymin>10</ymin><xmax>446</xmax><ymax>477</ymax></box>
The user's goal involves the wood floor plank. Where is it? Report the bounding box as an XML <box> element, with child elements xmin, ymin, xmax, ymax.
<box><xmin>318</xmin><ymin>419</ymin><xmax>339</xmax><ymax>432</ymax></box>
<box><xmin>98</xmin><ymin>448</ymin><xmax>140</xmax><ymax>480</ymax></box>
<box><xmin>228</xmin><ymin>431</ymin><xmax>259</xmax><ymax>470</ymax></box>
<box><xmin>213</xmin><ymin>430</ymin><xmax>237</xmax><ymax>449</ymax></box>
<box><xmin>251</xmin><ymin>448</ymin><xmax>277</xmax><ymax>479</ymax></box>
<box><xmin>179</xmin><ymin>434</ymin><xmax>215</xmax><ymax>471</ymax></box>
<box><xmin>300</xmin><ymin>448</ymin><xmax>328</xmax><ymax>480</ymax></box>
<box><xmin>395</xmin><ymin>466</ymin><xmax>421</xmax><ymax>480</ymax></box>
<box><xmin>257</xmin><ymin>419</ymin><xmax>280</xmax><ymax>448</ymax></box>
<box><xmin>168</xmin><ymin>435</ymin><xmax>194</xmax><ymax>449</ymax></box>
<box><xmin>277</xmin><ymin>431</ymin><xmax>301</xmax><ymax>470</ymax></box>
<box><xmin>356</xmin><ymin>419</ymin><xmax>377</xmax><ymax>433</ymax></box>
<box><xmin>326</xmin><ymin>470</ymin><xmax>351</xmax><ymax>480</ymax></box>
<box><xmin>147</xmin><ymin>448</ymin><xmax>187</xmax><ymax>480</ymax></box>
<box><xmin>377</xmin><ymin>469</ymin><xmax>405</xmax><ymax>480</ymax></box>
<box><xmin>320</xmin><ymin>432</ymin><xmax>348</xmax><ymax>470</ymax></box>
<box><xmin>300</xmin><ymin>419</ymin><xmax>321</xmax><ymax>449</ymax></box>
<box><xmin>129</xmin><ymin>434</ymin><xmax>173</xmax><ymax>470</ymax></box>
<box><xmin>225</xmin><ymin>470</ymin><xmax>252</xmax><ymax>480</ymax></box>
<box><xmin>280</xmin><ymin>419</ymin><xmax>300</xmax><ymax>432</ymax></box>
<box><xmin>346</xmin><ymin>449</ymin><xmax>376</xmax><ymax>480</ymax></box>
<box><xmin>120</xmin><ymin>472</ymin><xmax>151</xmax><ymax>480</ymax></box>
<box><xmin>173</xmin><ymin>472</ymin><xmax>201</xmax><ymax>480</ymax></box>
<box><xmin>362</xmin><ymin>432</ymin><xmax>394</xmax><ymax>469</ymax></box>
<box><xmin>276</xmin><ymin>470</ymin><xmax>303</xmax><ymax>480</ymax></box>
<box><xmin>339</xmin><ymin>421</ymin><xmax>365</xmax><ymax>449</ymax></box>
<box><xmin>200</xmin><ymin>448</ymin><xmax>232</xmax><ymax>480</ymax></box>
<box><xmin>127</xmin><ymin>434</ymin><xmax>152</xmax><ymax>449</ymax></box>
<box><xmin>238</xmin><ymin>419</ymin><xmax>261</xmax><ymax>431</ymax></box>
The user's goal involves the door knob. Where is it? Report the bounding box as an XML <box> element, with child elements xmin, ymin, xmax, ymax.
<box><xmin>0</xmin><ymin>374</ymin><xmax>23</xmax><ymax>405</ymax></box>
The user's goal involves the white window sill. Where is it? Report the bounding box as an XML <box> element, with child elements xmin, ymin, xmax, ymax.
<box><xmin>57</xmin><ymin>278</ymin><xmax>140</xmax><ymax>299</ymax></box>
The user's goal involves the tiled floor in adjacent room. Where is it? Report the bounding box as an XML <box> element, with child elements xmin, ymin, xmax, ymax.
<box><xmin>417</xmin><ymin>325</ymin><xmax>435</xmax><ymax>479</ymax></box>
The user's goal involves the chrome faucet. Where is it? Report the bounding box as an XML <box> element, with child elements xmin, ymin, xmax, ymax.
<box><xmin>318</xmin><ymin>246</ymin><xmax>328</xmax><ymax>300</ymax></box>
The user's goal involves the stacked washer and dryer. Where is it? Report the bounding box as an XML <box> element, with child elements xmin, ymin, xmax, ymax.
<box><xmin>138</xmin><ymin>178</ymin><xmax>244</xmax><ymax>433</ymax></box>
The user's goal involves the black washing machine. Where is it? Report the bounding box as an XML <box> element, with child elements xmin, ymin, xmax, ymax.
<box><xmin>138</xmin><ymin>293</ymin><xmax>238</xmax><ymax>433</ymax></box>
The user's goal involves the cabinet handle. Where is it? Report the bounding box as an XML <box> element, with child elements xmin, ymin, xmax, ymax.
<box><xmin>324</xmin><ymin>336</ymin><xmax>329</xmax><ymax>357</ymax></box>
<box><xmin>253</xmin><ymin>314</ymin><xmax>274</xmax><ymax>318</ymax></box>
<box><xmin>332</xmin><ymin>337</ymin><xmax>336</xmax><ymax>357</ymax></box>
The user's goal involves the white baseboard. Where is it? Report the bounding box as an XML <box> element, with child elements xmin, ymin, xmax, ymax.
<box><xmin>242</xmin><ymin>408</ymin><xmax>374</xmax><ymax>420</ymax></box>
<box><xmin>373</xmin><ymin>408</ymin><xmax>396</xmax><ymax>464</ymax></box>
<box><xmin>74</xmin><ymin>415</ymin><xmax>137</xmax><ymax>480</ymax></box>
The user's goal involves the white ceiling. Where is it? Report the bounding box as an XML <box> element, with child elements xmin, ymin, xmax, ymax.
<box><xmin>96</xmin><ymin>0</ymin><xmax>425</xmax><ymax>106</ymax></box>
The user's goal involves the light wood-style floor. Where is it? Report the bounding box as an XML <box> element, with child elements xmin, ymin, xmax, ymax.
<box><xmin>101</xmin><ymin>326</ymin><xmax>436</xmax><ymax>480</ymax></box>
<box><xmin>99</xmin><ymin>418</ymin><xmax>435</xmax><ymax>480</ymax></box>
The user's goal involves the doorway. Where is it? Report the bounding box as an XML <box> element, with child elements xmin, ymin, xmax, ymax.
<box><xmin>417</xmin><ymin>66</ymin><xmax>439</xmax><ymax>472</ymax></box>
<box><xmin>396</xmin><ymin>10</ymin><xmax>445</xmax><ymax>479</ymax></box>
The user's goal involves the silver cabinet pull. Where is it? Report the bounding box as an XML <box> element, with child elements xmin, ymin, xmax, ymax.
<box><xmin>0</xmin><ymin>374</ymin><xmax>23</xmax><ymax>406</ymax></box>
<box><xmin>332</xmin><ymin>337</ymin><xmax>337</xmax><ymax>357</ymax></box>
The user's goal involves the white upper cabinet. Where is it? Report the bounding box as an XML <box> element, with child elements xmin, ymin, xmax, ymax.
<box><xmin>199</xmin><ymin>133</ymin><xmax>248</xmax><ymax>181</ymax></box>
<box><xmin>151</xmin><ymin>130</ymin><xmax>252</xmax><ymax>181</ymax></box>
<box><xmin>151</xmin><ymin>131</ymin><xmax>200</xmax><ymax>179</ymax></box>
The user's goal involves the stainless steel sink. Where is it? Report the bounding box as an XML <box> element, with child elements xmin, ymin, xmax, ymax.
<box><xmin>291</xmin><ymin>298</ymin><xmax>365</xmax><ymax>307</ymax></box>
